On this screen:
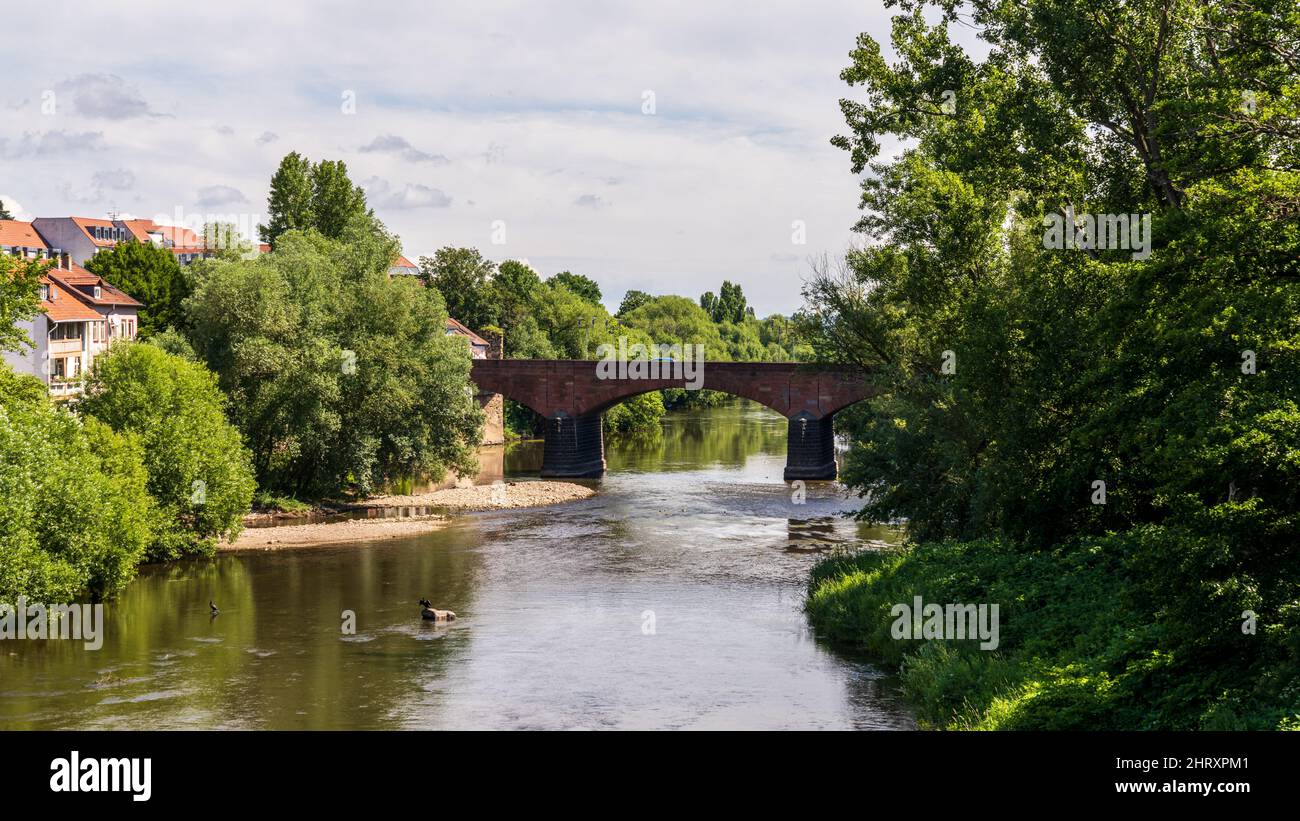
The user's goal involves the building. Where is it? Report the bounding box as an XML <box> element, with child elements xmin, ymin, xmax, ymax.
<box><xmin>444</xmin><ymin>317</ymin><xmax>504</xmax><ymax>445</ymax></box>
<box><xmin>29</xmin><ymin>217</ymin><xmax>127</xmax><ymax>267</ymax></box>
<box><xmin>389</xmin><ymin>254</ymin><xmax>420</xmax><ymax>277</ymax></box>
<box><xmin>0</xmin><ymin>219</ymin><xmax>57</xmax><ymax>260</ymax></box>
<box><xmin>1</xmin><ymin>220</ymin><xmax>142</xmax><ymax>399</ymax></box>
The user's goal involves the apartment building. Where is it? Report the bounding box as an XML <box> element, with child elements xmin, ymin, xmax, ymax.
<box><xmin>2</xmin><ymin>220</ymin><xmax>142</xmax><ymax>399</ymax></box>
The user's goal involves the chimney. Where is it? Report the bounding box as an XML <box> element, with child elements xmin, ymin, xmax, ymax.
<box><xmin>61</xmin><ymin>251</ymin><xmax>71</xmax><ymax>270</ymax></box>
<box><xmin>483</xmin><ymin>327</ymin><xmax>505</xmax><ymax>360</ymax></box>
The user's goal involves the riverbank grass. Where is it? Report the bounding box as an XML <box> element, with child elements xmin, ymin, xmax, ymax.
<box><xmin>806</xmin><ymin>534</ymin><xmax>1299</xmax><ymax>730</ymax></box>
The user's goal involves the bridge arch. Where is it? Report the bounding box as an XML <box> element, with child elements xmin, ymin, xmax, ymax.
<box><xmin>469</xmin><ymin>359</ymin><xmax>875</xmax><ymax>479</ymax></box>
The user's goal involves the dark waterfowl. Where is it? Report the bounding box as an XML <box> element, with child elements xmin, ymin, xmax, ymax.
<box><xmin>209</xmin><ymin>601</ymin><xmax>220</xmax><ymax>616</ymax></box>
<box><xmin>419</xmin><ymin>598</ymin><xmax>456</xmax><ymax>621</ymax></box>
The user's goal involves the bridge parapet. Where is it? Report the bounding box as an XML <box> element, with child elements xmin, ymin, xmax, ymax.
<box><xmin>470</xmin><ymin>359</ymin><xmax>871</xmax><ymax>420</ymax></box>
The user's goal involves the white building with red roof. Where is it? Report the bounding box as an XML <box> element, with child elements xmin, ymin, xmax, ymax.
<box><xmin>2</xmin><ymin>220</ymin><xmax>142</xmax><ymax>399</ymax></box>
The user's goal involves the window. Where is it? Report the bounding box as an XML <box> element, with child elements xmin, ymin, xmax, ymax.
<box><xmin>53</xmin><ymin>356</ymin><xmax>80</xmax><ymax>379</ymax></box>
<box><xmin>94</xmin><ymin>286</ymin><xmax>102</xmax><ymax>299</ymax></box>
<box><xmin>50</xmin><ymin>323</ymin><xmax>82</xmax><ymax>341</ymax></box>
<box><xmin>40</xmin><ymin>284</ymin><xmax>50</xmax><ymax>301</ymax></box>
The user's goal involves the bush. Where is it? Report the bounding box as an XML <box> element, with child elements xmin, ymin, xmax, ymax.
<box><xmin>806</xmin><ymin>533</ymin><xmax>1300</xmax><ymax>730</ymax></box>
<box><xmin>0</xmin><ymin>364</ymin><xmax>153</xmax><ymax>602</ymax></box>
<box><xmin>80</xmin><ymin>342</ymin><xmax>256</xmax><ymax>559</ymax></box>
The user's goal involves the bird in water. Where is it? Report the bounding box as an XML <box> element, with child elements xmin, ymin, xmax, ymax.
<box><xmin>209</xmin><ymin>601</ymin><xmax>220</xmax><ymax>617</ymax></box>
<box><xmin>419</xmin><ymin>598</ymin><xmax>456</xmax><ymax>621</ymax></box>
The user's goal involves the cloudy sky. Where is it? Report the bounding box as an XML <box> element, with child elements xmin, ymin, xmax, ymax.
<box><xmin>0</xmin><ymin>1</ymin><xmax>963</xmax><ymax>316</ymax></box>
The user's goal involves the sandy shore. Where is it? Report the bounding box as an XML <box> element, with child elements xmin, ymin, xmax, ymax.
<box><xmin>365</xmin><ymin>480</ymin><xmax>596</xmax><ymax>511</ymax></box>
<box><xmin>225</xmin><ymin>481</ymin><xmax>595</xmax><ymax>551</ymax></box>
<box><xmin>227</xmin><ymin>516</ymin><xmax>452</xmax><ymax>550</ymax></box>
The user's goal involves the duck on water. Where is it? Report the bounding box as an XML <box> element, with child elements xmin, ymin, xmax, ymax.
<box><xmin>419</xmin><ymin>599</ymin><xmax>456</xmax><ymax>621</ymax></box>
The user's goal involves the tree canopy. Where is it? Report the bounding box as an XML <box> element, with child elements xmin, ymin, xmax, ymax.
<box><xmin>84</xmin><ymin>240</ymin><xmax>189</xmax><ymax>337</ymax></box>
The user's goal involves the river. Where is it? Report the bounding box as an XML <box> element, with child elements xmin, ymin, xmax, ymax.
<box><xmin>0</xmin><ymin>400</ymin><xmax>913</xmax><ymax>730</ymax></box>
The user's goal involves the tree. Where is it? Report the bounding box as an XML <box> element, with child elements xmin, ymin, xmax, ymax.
<box><xmin>84</xmin><ymin>240</ymin><xmax>189</xmax><ymax>337</ymax></box>
<box><xmin>716</xmin><ymin>280</ymin><xmax>748</xmax><ymax>324</ymax></box>
<box><xmin>259</xmin><ymin>152</ymin><xmax>315</xmax><ymax>248</ymax></box>
<box><xmin>0</xmin><ymin>363</ymin><xmax>153</xmax><ymax>603</ymax></box>
<box><xmin>311</xmin><ymin>159</ymin><xmax>371</xmax><ymax>239</ymax></box>
<box><xmin>493</xmin><ymin>259</ymin><xmax>542</xmax><ymax>354</ymax></box>
<box><xmin>185</xmin><ymin>231</ymin><xmax>483</xmax><ymax>499</ymax></box>
<box><xmin>547</xmin><ymin>271</ymin><xmax>601</xmax><ymax>304</ymax></box>
<box><xmin>701</xmin><ymin>281</ymin><xmax>747</xmax><ymax>323</ymax></box>
<box><xmin>80</xmin><ymin>343</ymin><xmax>256</xmax><ymax>559</ymax></box>
<box><xmin>0</xmin><ymin>198</ymin><xmax>12</xmax><ymax>220</ymax></box>
<box><xmin>420</xmin><ymin>247</ymin><xmax>501</xmax><ymax>331</ymax></box>
<box><xmin>0</xmin><ymin>253</ymin><xmax>44</xmax><ymax>354</ymax></box>
<box><xmin>617</xmin><ymin>289</ymin><xmax>652</xmax><ymax>317</ymax></box>
<box><xmin>798</xmin><ymin>0</ymin><xmax>1300</xmax><ymax>729</ymax></box>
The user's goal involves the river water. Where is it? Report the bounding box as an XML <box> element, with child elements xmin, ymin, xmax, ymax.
<box><xmin>0</xmin><ymin>401</ymin><xmax>912</xmax><ymax>730</ymax></box>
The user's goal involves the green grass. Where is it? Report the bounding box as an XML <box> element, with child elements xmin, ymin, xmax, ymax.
<box><xmin>806</xmin><ymin>534</ymin><xmax>1300</xmax><ymax>730</ymax></box>
<box><xmin>252</xmin><ymin>492</ymin><xmax>313</xmax><ymax>514</ymax></box>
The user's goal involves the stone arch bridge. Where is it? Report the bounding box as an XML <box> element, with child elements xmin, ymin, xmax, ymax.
<box><xmin>470</xmin><ymin>359</ymin><xmax>875</xmax><ymax>480</ymax></box>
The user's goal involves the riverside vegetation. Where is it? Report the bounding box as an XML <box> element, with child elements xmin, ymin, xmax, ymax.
<box><xmin>802</xmin><ymin>0</ymin><xmax>1299</xmax><ymax>730</ymax></box>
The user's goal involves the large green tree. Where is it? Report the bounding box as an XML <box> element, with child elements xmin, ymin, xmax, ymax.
<box><xmin>84</xmin><ymin>240</ymin><xmax>189</xmax><ymax>337</ymax></box>
<box><xmin>799</xmin><ymin>0</ymin><xmax>1300</xmax><ymax>729</ymax></box>
<box><xmin>547</xmin><ymin>271</ymin><xmax>602</xmax><ymax>304</ymax></box>
<box><xmin>420</xmin><ymin>247</ymin><xmax>501</xmax><ymax>331</ymax></box>
<box><xmin>0</xmin><ymin>364</ymin><xmax>153</xmax><ymax>603</ymax></box>
<box><xmin>258</xmin><ymin>152</ymin><xmax>315</xmax><ymax>248</ymax></box>
<box><xmin>185</xmin><ymin>230</ymin><xmax>483</xmax><ymax>498</ymax></box>
<box><xmin>0</xmin><ymin>198</ymin><xmax>13</xmax><ymax>220</ymax></box>
<box><xmin>259</xmin><ymin>153</ymin><xmax>375</xmax><ymax>247</ymax></box>
<box><xmin>311</xmin><ymin>159</ymin><xmax>371</xmax><ymax>239</ymax></box>
<box><xmin>80</xmin><ymin>342</ymin><xmax>256</xmax><ymax>559</ymax></box>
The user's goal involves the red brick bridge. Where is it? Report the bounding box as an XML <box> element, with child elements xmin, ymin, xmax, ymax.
<box><xmin>470</xmin><ymin>359</ymin><xmax>875</xmax><ymax>480</ymax></box>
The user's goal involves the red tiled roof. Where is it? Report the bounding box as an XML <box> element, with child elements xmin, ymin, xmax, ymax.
<box><xmin>0</xmin><ymin>220</ymin><xmax>50</xmax><ymax>250</ymax></box>
<box><xmin>69</xmin><ymin>216</ymin><xmax>120</xmax><ymax>247</ymax></box>
<box><xmin>152</xmin><ymin>224</ymin><xmax>203</xmax><ymax>247</ymax></box>
<box><xmin>40</xmin><ymin>276</ymin><xmax>102</xmax><ymax>322</ymax></box>
<box><xmin>48</xmin><ymin>266</ymin><xmax>143</xmax><ymax>308</ymax></box>
<box><xmin>445</xmin><ymin>317</ymin><xmax>489</xmax><ymax>347</ymax></box>
<box><xmin>394</xmin><ymin>255</ymin><xmax>417</xmax><ymax>269</ymax></box>
<box><xmin>118</xmin><ymin>219</ymin><xmax>158</xmax><ymax>242</ymax></box>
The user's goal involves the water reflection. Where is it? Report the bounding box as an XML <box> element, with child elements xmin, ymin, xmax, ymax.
<box><xmin>0</xmin><ymin>400</ymin><xmax>912</xmax><ymax>730</ymax></box>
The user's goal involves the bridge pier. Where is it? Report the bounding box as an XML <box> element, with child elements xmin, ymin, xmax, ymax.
<box><xmin>540</xmin><ymin>413</ymin><xmax>606</xmax><ymax>478</ymax></box>
<box><xmin>784</xmin><ymin>412</ymin><xmax>837</xmax><ymax>481</ymax></box>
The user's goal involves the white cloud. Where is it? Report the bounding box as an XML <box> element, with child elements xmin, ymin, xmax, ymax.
<box><xmin>359</xmin><ymin>135</ymin><xmax>449</xmax><ymax>165</ymax></box>
<box><xmin>56</xmin><ymin>73</ymin><xmax>161</xmax><ymax>120</ymax></box>
<box><xmin>195</xmin><ymin>185</ymin><xmax>248</xmax><ymax>207</ymax></box>
<box><xmin>362</xmin><ymin>177</ymin><xmax>452</xmax><ymax>210</ymax></box>
<box><xmin>0</xmin><ymin>0</ymin><xmax>975</xmax><ymax>314</ymax></box>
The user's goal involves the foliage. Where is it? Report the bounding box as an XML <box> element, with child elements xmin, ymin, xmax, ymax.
<box><xmin>84</xmin><ymin>240</ymin><xmax>190</xmax><ymax>337</ymax></box>
<box><xmin>807</xmin><ymin>533</ymin><xmax>1300</xmax><ymax>730</ymax></box>
<box><xmin>80</xmin><ymin>343</ymin><xmax>256</xmax><ymax>559</ymax></box>
<box><xmin>547</xmin><ymin>270</ymin><xmax>602</xmax><ymax>304</ymax></box>
<box><xmin>0</xmin><ymin>363</ymin><xmax>153</xmax><ymax>603</ymax></box>
<box><xmin>258</xmin><ymin>152</ymin><xmax>375</xmax><ymax>248</ymax></box>
<box><xmin>185</xmin><ymin>230</ymin><xmax>483</xmax><ymax>499</ymax></box>
<box><xmin>800</xmin><ymin>0</ymin><xmax>1300</xmax><ymax>728</ymax></box>
<box><xmin>419</xmin><ymin>247</ymin><xmax>501</xmax><ymax>335</ymax></box>
<box><xmin>0</xmin><ymin>252</ymin><xmax>44</xmax><ymax>354</ymax></box>
<box><xmin>700</xmin><ymin>280</ymin><xmax>750</xmax><ymax>324</ymax></box>
<box><xmin>617</xmin><ymin>289</ymin><xmax>652</xmax><ymax>316</ymax></box>
<box><xmin>0</xmin><ymin>198</ymin><xmax>12</xmax><ymax>220</ymax></box>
